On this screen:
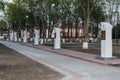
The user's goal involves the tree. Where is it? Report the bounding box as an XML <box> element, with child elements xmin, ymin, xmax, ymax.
<box><xmin>4</xmin><ymin>0</ymin><xmax>108</xmax><ymax>41</ymax></box>
<box><xmin>112</xmin><ymin>24</ymin><xmax>120</xmax><ymax>45</ymax></box>
<box><xmin>105</xmin><ymin>0</ymin><xmax>120</xmax><ymax>25</ymax></box>
<box><xmin>5</xmin><ymin>3</ymin><xmax>28</xmax><ymax>30</ymax></box>
<box><xmin>21</xmin><ymin>0</ymin><xmax>43</xmax><ymax>28</ymax></box>
<box><xmin>0</xmin><ymin>20</ymin><xmax>7</xmax><ymax>30</ymax></box>
<box><xmin>0</xmin><ymin>20</ymin><xmax>7</xmax><ymax>35</ymax></box>
<box><xmin>104</xmin><ymin>0</ymin><xmax>120</xmax><ymax>45</ymax></box>
<box><xmin>0</xmin><ymin>0</ymin><xmax>5</xmax><ymax>20</ymax></box>
<box><xmin>91</xmin><ymin>5</ymin><xmax>106</xmax><ymax>38</ymax></box>
<box><xmin>0</xmin><ymin>0</ymin><xmax>4</xmax><ymax>11</ymax></box>
<box><xmin>77</xmin><ymin>0</ymin><xmax>105</xmax><ymax>41</ymax></box>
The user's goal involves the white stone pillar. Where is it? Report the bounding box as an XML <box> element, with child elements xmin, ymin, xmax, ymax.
<box><xmin>54</xmin><ymin>27</ymin><xmax>61</xmax><ymax>49</ymax></box>
<box><xmin>82</xmin><ymin>42</ymin><xmax>88</xmax><ymax>49</ymax></box>
<box><xmin>18</xmin><ymin>31</ymin><xmax>21</xmax><ymax>42</ymax></box>
<box><xmin>99</xmin><ymin>22</ymin><xmax>113</xmax><ymax>59</ymax></box>
<box><xmin>21</xmin><ymin>30</ymin><xmax>24</xmax><ymax>41</ymax></box>
<box><xmin>34</xmin><ymin>29</ymin><xmax>39</xmax><ymax>45</ymax></box>
<box><xmin>14</xmin><ymin>31</ymin><xmax>17</xmax><ymax>41</ymax></box>
<box><xmin>10</xmin><ymin>30</ymin><xmax>14</xmax><ymax>41</ymax></box>
<box><xmin>40</xmin><ymin>38</ymin><xmax>43</xmax><ymax>44</ymax></box>
<box><xmin>62</xmin><ymin>39</ymin><xmax>65</xmax><ymax>43</ymax></box>
<box><xmin>18</xmin><ymin>38</ymin><xmax>21</xmax><ymax>42</ymax></box>
<box><xmin>23</xmin><ymin>29</ymin><xmax>27</xmax><ymax>43</ymax></box>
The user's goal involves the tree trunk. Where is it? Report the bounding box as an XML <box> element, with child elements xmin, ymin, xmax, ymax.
<box><xmin>84</xmin><ymin>16</ymin><xmax>89</xmax><ymax>42</ymax></box>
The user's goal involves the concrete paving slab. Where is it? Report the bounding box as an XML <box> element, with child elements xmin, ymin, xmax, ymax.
<box><xmin>20</xmin><ymin>42</ymin><xmax>120</xmax><ymax>65</ymax></box>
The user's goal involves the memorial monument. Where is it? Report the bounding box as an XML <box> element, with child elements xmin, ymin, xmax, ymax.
<box><xmin>54</xmin><ymin>20</ymin><xmax>61</xmax><ymax>49</ymax></box>
<box><xmin>98</xmin><ymin>22</ymin><xmax>115</xmax><ymax>59</ymax></box>
<box><xmin>34</xmin><ymin>29</ymin><xmax>40</xmax><ymax>45</ymax></box>
<box><xmin>14</xmin><ymin>31</ymin><xmax>17</xmax><ymax>41</ymax></box>
<box><xmin>23</xmin><ymin>29</ymin><xmax>27</xmax><ymax>43</ymax></box>
<box><xmin>10</xmin><ymin>30</ymin><xmax>13</xmax><ymax>41</ymax></box>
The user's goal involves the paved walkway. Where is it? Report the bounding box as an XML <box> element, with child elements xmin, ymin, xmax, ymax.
<box><xmin>1</xmin><ymin>40</ymin><xmax>120</xmax><ymax>80</ymax></box>
<box><xmin>21</xmin><ymin>42</ymin><xmax>120</xmax><ymax>65</ymax></box>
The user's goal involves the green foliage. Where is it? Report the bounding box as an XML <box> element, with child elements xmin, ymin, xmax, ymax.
<box><xmin>91</xmin><ymin>5</ymin><xmax>106</xmax><ymax>23</ymax></box>
<box><xmin>0</xmin><ymin>20</ymin><xmax>7</xmax><ymax>30</ymax></box>
<box><xmin>112</xmin><ymin>24</ymin><xmax>120</xmax><ymax>39</ymax></box>
<box><xmin>4</xmin><ymin>0</ymin><xmax>107</xmax><ymax>34</ymax></box>
<box><xmin>0</xmin><ymin>0</ymin><xmax>4</xmax><ymax>11</ymax></box>
<box><xmin>5</xmin><ymin>3</ymin><xmax>28</xmax><ymax>28</ymax></box>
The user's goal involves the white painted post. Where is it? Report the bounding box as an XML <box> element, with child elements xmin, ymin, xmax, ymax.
<box><xmin>40</xmin><ymin>38</ymin><xmax>43</xmax><ymax>44</ymax></box>
<box><xmin>54</xmin><ymin>27</ymin><xmax>61</xmax><ymax>49</ymax></box>
<box><xmin>23</xmin><ymin>29</ymin><xmax>27</xmax><ymax>43</ymax></box>
<box><xmin>45</xmin><ymin>29</ymin><xmax>48</xmax><ymax>43</ymax></box>
<box><xmin>82</xmin><ymin>42</ymin><xmax>88</xmax><ymax>49</ymax></box>
<box><xmin>62</xmin><ymin>39</ymin><xmax>65</xmax><ymax>43</ymax></box>
<box><xmin>18</xmin><ymin>38</ymin><xmax>21</xmax><ymax>42</ymax></box>
<box><xmin>99</xmin><ymin>22</ymin><xmax>113</xmax><ymax>59</ymax></box>
<box><xmin>21</xmin><ymin>30</ymin><xmax>24</xmax><ymax>41</ymax></box>
<box><xmin>34</xmin><ymin>29</ymin><xmax>39</xmax><ymax>45</ymax></box>
<box><xmin>14</xmin><ymin>31</ymin><xmax>17</xmax><ymax>41</ymax></box>
<box><xmin>10</xmin><ymin>30</ymin><xmax>14</xmax><ymax>41</ymax></box>
<box><xmin>18</xmin><ymin>31</ymin><xmax>21</xmax><ymax>42</ymax></box>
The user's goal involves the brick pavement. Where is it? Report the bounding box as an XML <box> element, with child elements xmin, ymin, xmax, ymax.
<box><xmin>20</xmin><ymin>42</ymin><xmax>120</xmax><ymax>65</ymax></box>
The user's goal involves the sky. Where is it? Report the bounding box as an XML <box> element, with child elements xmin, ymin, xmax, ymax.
<box><xmin>0</xmin><ymin>0</ymin><xmax>13</xmax><ymax>19</ymax></box>
<box><xmin>5</xmin><ymin>0</ymin><xmax>13</xmax><ymax>3</ymax></box>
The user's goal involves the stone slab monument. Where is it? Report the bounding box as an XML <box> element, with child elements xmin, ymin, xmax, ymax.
<box><xmin>14</xmin><ymin>31</ymin><xmax>17</xmax><ymax>41</ymax></box>
<box><xmin>54</xmin><ymin>20</ymin><xmax>61</xmax><ymax>49</ymax></box>
<box><xmin>21</xmin><ymin>30</ymin><xmax>23</xmax><ymax>41</ymax></box>
<box><xmin>23</xmin><ymin>29</ymin><xmax>27</xmax><ymax>43</ymax></box>
<box><xmin>54</xmin><ymin>27</ymin><xmax>61</xmax><ymax>49</ymax></box>
<box><xmin>10</xmin><ymin>30</ymin><xmax>13</xmax><ymax>41</ymax></box>
<box><xmin>98</xmin><ymin>22</ymin><xmax>115</xmax><ymax>59</ymax></box>
<box><xmin>34</xmin><ymin>29</ymin><xmax>39</xmax><ymax>45</ymax></box>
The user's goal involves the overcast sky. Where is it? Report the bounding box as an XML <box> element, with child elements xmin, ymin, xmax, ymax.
<box><xmin>5</xmin><ymin>0</ymin><xmax>13</xmax><ymax>3</ymax></box>
<box><xmin>0</xmin><ymin>0</ymin><xmax>13</xmax><ymax>20</ymax></box>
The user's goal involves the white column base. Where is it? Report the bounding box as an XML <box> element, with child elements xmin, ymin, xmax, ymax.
<box><xmin>82</xmin><ymin>42</ymin><xmax>88</xmax><ymax>49</ymax></box>
<box><xmin>18</xmin><ymin>38</ymin><xmax>21</xmax><ymax>42</ymax></box>
<box><xmin>14</xmin><ymin>36</ymin><xmax>17</xmax><ymax>41</ymax></box>
<box><xmin>47</xmin><ymin>39</ymin><xmax>52</xmax><ymax>42</ymax></box>
<box><xmin>30</xmin><ymin>38</ymin><xmax>33</xmax><ymax>42</ymax></box>
<box><xmin>44</xmin><ymin>39</ymin><xmax>47</xmax><ymax>43</ymax></box>
<box><xmin>23</xmin><ymin>38</ymin><xmax>27</xmax><ymax>43</ymax></box>
<box><xmin>54</xmin><ymin>38</ymin><xmax>61</xmax><ymax>49</ymax></box>
<box><xmin>6</xmin><ymin>38</ymin><xmax>9</xmax><ymax>41</ymax></box>
<box><xmin>101</xmin><ymin>40</ymin><xmax>113</xmax><ymax>58</ymax></box>
<box><xmin>40</xmin><ymin>39</ymin><xmax>43</xmax><ymax>44</ymax></box>
<box><xmin>96</xmin><ymin>56</ymin><xmax>117</xmax><ymax>60</ymax></box>
<box><xmin>34</xmin><ymin>38</ymin><xmax>39</xmax><ymax>45</ymax></box>
<box><xmin>10</xmin><ymin>36</ymin><xmax>13</xmax><ymax>41</ymax></box>
<box><xmin>62</xmin><ymin>39</ymin><xmax>65</xmax><ymax>43</ymax></box>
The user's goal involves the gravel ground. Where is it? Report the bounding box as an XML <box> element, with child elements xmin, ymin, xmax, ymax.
<box><xmin>0</xmin><ymin>43</ymin><xmax>63</xmax><ymax>80</ymax></box>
